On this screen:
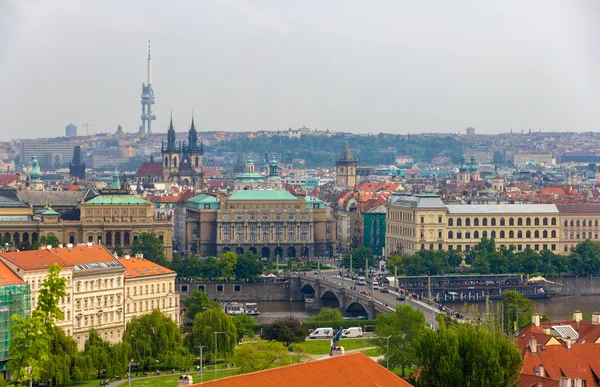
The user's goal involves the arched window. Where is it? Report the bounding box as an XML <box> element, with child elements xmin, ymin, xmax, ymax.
<box><xmin>195</xmin><ymin>157</ymin><xmax>199</xmax><ymax>167</ymax></box>
<box><xmin>32</xmin><ymin>232</ymin><xmax>38</xmax><ymax>243</ymax></box>
<box><xmin>526</xmin><ymin>230</ymin><xmax>531</xmax><ymax>238</ymax></box>
<box><xmin>482</xmin><ymin>218</ymin><xmax>488</xmax><ymax>226</ymax></box>
<box><xmin>501</xmin><ymin>230</ymin><xmax>506</xmax><ymax>238</ymax></box>
<box><xmin>491</xmin><ymin>230</ymin><xmax>496</xmax><ymax>238</ymax></box>
<box><xmin>577</xmin><ymin>220</ymin><xmax>580</xmax><ymax>227</ymax></box>
<box><xmin>448</xmin><ymin>218</ymin><xmax>453</xmax><ymax>226</ymax></box>
<box><xmin>456</xmin><ymin>218</ymin><xmax>462</xmax><ymax>226</ymax></box>
<box><xmin>482</xmin><ymin>230</ymin><xmax>488</xmax><ymax>238</ymax></box>
<box><xmin>448</xmin><ymin>231</ymin><xmax>454</xmax><ymax>239</ymax></box>
<box><xmin>534</xmin><ymin>218</ymin><xmax>540</xmax><ymax>226</ymax></box>
<box><xmin>526</xmin><ymin>218</ymin><xmax>531</xmax><ymax>226</ymax></box>
<box><xmin>124</xmin><ymin>232</ymin><xmax>130</xmax><ymax>245</ymax></box>
<box><xmin>543</xmin><ymin>218</ymin><xmax>548</xmax><ymax>226</ymax></box>
<box><xmin>105</xmin><ymin>232</ymin><xmax>112</xmax><ymax>245</ymax></box>
<box><xmin>474</xmin><ymin>230</ymin><xmax>479</xmax><ymax>239</ymax></box>
<box><xmin>474</xmin><ymin>218</ymin><xmax>479</xmax><ymax>226</ymax></box>
<box><xmin>491</xmin><ymin>218</ymin><xmax>497</xmax><ymax>226</ymax></box>
<box><xmin>173</xmin><ymin>157</ymin><xmax>177</xmax><ymax>167</ymax></box>
<box><xmin>457</xmin><ymin>231</ymin><xmax>462</xmax><ymax>239</ymax></box>
<box><xmin>13</xmin><ymin>233</ymin><xmax>19</xmax><ymax>245</ymax></box>
<box><xmin>509</xmin><ymin>218</ymin><xmax>514</xmax><ymax>226</ymax></box>
<box><xmin>115</xmin><ymin>232</ymin><xmax>121</xmax><ymax>246</ymax></box>
<box><xmin>551</xmin><ymin>230</ymin><xmax>556</xmax><ymax>238</ymax></box>
<box><xmin>570</xmin><ymin>220</ymin><xmax>574</xmax><ymax>227</ymax></box>
<box><xmin>465</xmin><ymin>231</ymin><xmax>471</xmax><ymax>239</ymax></box>
<box><xmin>543</xmin><ymin>230</ymin><xmax>548</xmax><ymax>238</ymax></box>
<box><xmin>518</xmin><ymin>218</ymin><xmax>523</xmax><ymax>226</ymax></box>
<box><xmin>465</xmin><ymin>218</ymin><xmax>471</xmax><ymax>226</ymax></box>
<box><xmin>535</xmin><ymin>230</ymin><xmax>540</xmax><ymax>238</ymax></box>
<box><xmin>518</xmin><ymin>230</ymin><xmax>523</xmax><ymax>238</ymax></box>
<box><xmin>500</xmin><ymin>218</ymin><xmax>505</xmax><ymax>226</ymax></box>
<box><xmin>508</xmin><ymin>230</ymin><xmax>514</xmax><ymax>238</ymax></box>
<box><xmin>164</xmin><ymin>157</ymin><xmax>168</xmax><ymax>167</ymax></box>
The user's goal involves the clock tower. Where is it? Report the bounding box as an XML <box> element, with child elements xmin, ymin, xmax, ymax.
<box><xmin>335</xmin><ymin>138</ymin><xmax>358</xmax><ymax>188</ymax></box>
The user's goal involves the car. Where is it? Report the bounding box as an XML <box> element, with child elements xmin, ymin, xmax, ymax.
<box><xmin>396</xmin><ymin>294</ymin><xmax>405</xmax><ymax>301</ymax></box>
<box><xmin>379</xmin><ymin>287</ymin><xmax>389</xmax><ymax>293</ymax></box>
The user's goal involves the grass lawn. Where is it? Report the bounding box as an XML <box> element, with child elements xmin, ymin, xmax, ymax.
<box><xmin>363</xmin><ymin>347</ymin><xmax>383</xmax><ymax>357</ymax></box>
<box><xmin>301</xmin><ymin>338</ymin><xmax>378</xmax><ymax>355</ymax></box>
<box><xmin>115</xmin><ymin>369</ymin><xmax>239</xmax><ymax>387</ymax></box>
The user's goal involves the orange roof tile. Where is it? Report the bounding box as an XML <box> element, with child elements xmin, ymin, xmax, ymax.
<box><xmin>518</xmin><ymin>374</ymin><xmax>559</xmax><ymax>387</ymax></box>
<box><xmin>193</xmin><ymin>353</ymin><xmax>412</xmax><ymax>387</ymax></box>
<box><xmin>0</xmin><ymin>260</ymin><xmax>24</xmax><ymax>285</ymax></box>
<box><xmin>119</xmin><ymin>257</ymin><xmax>174</xmax><ymax>279</ymax></box>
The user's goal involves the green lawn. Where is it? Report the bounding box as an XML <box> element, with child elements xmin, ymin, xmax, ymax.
<box><xmin>115</xmin><ymin>369</ymin><xmax>239</xmax><ymax>387</ymax></box>
<box><xmin>363</xmin><ymin>347</ymin><xmax>383</xmax><ymax>357</ymax></box>
<box><xmin>301</xmin><ymin>338</ymin><xmax>378</xmax><ymax>355</ymax></box>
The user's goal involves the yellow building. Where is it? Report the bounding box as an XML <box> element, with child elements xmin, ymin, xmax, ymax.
<box><xmin>0</xmin><ymin>243</ymin><xmax>177</xmax><ymax>350</ymax></box>
<box><xmin>555</xmin><ymin>203</ymin><xmax>600</xmax><ymax>253</ymax></box>
<box><xmin>0</xmin><ymin>174</ymin><xmax>172</xmax><ymax>259</ymax></box>
<box><xmin>121</xmin><ymin>253</ymin><xmax>179</xmax><ymax>326</ymax></box>
<box><xmin>386</xmin><ymin>194</ymin><xmax>560</xmax><ymax>255</ymax></box>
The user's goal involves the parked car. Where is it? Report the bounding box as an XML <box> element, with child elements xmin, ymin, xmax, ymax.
<box><xmin>396</xmin><ymin>294</ymin><xmax>405</xmax><ymax>301</ymax></box>
<box><xmin>380</xmin><ymin>287</ymin><xmax>389</xmax><ymax>293</ymax></box>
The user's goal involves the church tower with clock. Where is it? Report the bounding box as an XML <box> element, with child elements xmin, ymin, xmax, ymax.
<box><xmin>335</xmin><ymin>138</ymin><xmax>358</xmax><ymax>188</ymax></box>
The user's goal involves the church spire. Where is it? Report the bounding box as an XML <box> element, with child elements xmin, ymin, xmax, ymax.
<box><xmin>339</xmin><ymin>138</ymin><xmax>353</xmax><ymax>161</ymax></box>
<box><xmin>166</xmin><ymin>112</ymin><xmax>176</xmax><ymax>151</ymax></box>
<box><xmin>188</xmin><ymin>113</ymin><xmax>198</xmax><ymax>150</ymax></box>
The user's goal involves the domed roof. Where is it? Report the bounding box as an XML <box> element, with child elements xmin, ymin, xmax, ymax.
<box><xmin>29</xmin><ymin>155</ymin><xmax>42</xmax><ymax>181</ymax></box>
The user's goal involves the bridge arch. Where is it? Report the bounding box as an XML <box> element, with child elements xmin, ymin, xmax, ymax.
<box><xmin>320</xmin><ymin>290</ymin><xmax>340</xmax><ymax>308</ymax></box>
<box><xmin>346</xmin><ymin>301</ymin><xmax>369</xmax><ymax>318</ymax></box>
<box><xmin>301</xmin><ymin>284</ymin><xmax>315</xmax><ymax>299</ymax></box>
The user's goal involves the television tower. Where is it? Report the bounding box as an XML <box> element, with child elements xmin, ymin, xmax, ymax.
<box><xmin>141</xmin><ymin>40</ymin><xmax>156</xmax><ymax>135</ymax></box>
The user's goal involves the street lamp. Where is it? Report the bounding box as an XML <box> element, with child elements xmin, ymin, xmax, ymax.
<box><xmin>383</xmin><ymin>335</ymin><xmax>392</xmax><ymax>370</ymax></box>
<box><xmin>214</xmin><ymin>332</ymin><xmax>230</xmax><ymax>380</ymax></box>
<box><xmin>128</xmin><ymin>359</ymin><xmax>134</xmax><ymax>387</ymax></box>
<box><xmin>195</xmin><ymin>345</ymin><xmax>205</xmax><ymax>383</ymax></box>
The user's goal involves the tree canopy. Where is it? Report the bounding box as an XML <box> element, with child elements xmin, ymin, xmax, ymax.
<box><xmin>261</xmin><ymin>318</ymin><xmax>306</xmax><ymax>347</ymax></box>
<box><xmin>309</xmin><ymin>307</ymin><xmax>343</xmax><ymax>322</ymax></box>
<box><xmin>342</xmin><ymin>246</ymin><xmax>374</xmax><ymax>272</ymax></box>
<box><xmin>183</xmin><ymin>290</ymin><xmax>221</xmax><ymax>320</ymax></box>
<box><xmin>132</xmin><ymin>232</ymin><xmax>170</xmax><ymax>267</ymax></box>
<box><xmin>235</xmin><ymin>341</ymin><xmax>289</xmax><ymax>373</ymax></box>
<box><xmin>185</xmin><ymin>308</ymin><xmax>237</xmax><ymax>363</ymax></box>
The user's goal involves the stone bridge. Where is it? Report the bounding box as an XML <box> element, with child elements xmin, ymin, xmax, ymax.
<box><xmin>298</xmin><ymin>276</ymin><xmax>392</xmax><ymax>320</ymax></box>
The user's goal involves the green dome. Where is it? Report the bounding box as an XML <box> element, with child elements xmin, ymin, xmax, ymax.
<box><xmin>29</xmin><ymin>155</ymin><xmax>42</xmax><ymax>181</ymax></box>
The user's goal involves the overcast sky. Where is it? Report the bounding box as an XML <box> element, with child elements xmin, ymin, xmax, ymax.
<box><xmin>1</xmin><ymin>0</ymin><xmax>600</xmax><ymax>138</ymax></box>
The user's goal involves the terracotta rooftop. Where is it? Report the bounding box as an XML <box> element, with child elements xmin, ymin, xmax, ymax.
<box><xmin>119</xmin><ymin>257</ymin><xmax>174</xmax><ymax>279</ymax></box>
<box><xmin>192</xmin><ymin>353</ymin><xmax>412</xmax><ymax>387</ymax></box>
<box><xmin>0</xmin><ymin>260</ymin><xmax>24</xmax><ymax>285</ymax></box>
<box><xmin>518</xmin><ymin>374</ymin><xmax>559</xmax><ymax>387</ymax></box>
<box><xmin>135</xmin><ymin>162</ymin><xmax>163</xmax><ymax>177</ymax></box>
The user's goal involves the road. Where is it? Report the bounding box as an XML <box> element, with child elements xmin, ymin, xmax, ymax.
<box><xmin>316</xmin><ymin>270</ymin><xmax>443</xmax><ymax>327</ymax></box>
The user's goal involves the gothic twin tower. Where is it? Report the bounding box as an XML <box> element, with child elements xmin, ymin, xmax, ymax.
<box><xmin>161</xmin><ymin>116</ymin><xmax>204</xmax><ymax>189</ymax></box>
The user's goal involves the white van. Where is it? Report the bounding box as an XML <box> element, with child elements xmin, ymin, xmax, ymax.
<box><xmin>373</xmin><ymin>282</ymin><xmax>380</xmax><ymax>290</ymax></box>
<box><xmin>341</xmin><ymin>327</ymin><xmax>363</xmax><ymax>338</ymax></box>
<box><xmin>309</xmin><ymin>327</ymin><xmax>334</xmax><ymax>339</ymax></box>
<box><xmin>357</xmin><ymin>277</ymin><xmax>366</xmax><ymax>285</ymax></box>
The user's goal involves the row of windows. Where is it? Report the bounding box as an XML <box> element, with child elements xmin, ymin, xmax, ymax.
<box><xmin>389</xmin><ymin>210</ymin><xmax>414</xmax><ymax>222</ymax></box>
<box><xmin>565</xmin><ymin>231</ymin><xmax>599</xmax><ymax>240</ymax></box>
<box><xmin>104</xmin><ymin>231</ymin><xmax>131</xmax><ymax>246</ymax></box>
<box><xmin>421</xmin><ymin>243</ymin><xmax>557</xmax><ymax>252</ymax></box>
<box><xmin>447</xmin><ymin>230</ymin><xmax>557</xmax><ymax>239</ymax></box>
<box><xmin>224</xmin><ymin>204</ymin><xmax>302</xmax><ymax>211</ymax></box>
<box><xmin>126</xmin><ymin>282</ymin><xmax>172</xmax><ymax>297</ymax></box>
<box><xmin>76</xmin><ymin>310</ymin><xmax>122</xmax><ymax>328</ymax></box>
<box><xmin>126</xmin><ymin>297</ymin><xmax>176</xmax><ymax>313</ymax></box>
<box><xmin>76</xmin><ymin>277</ymin><xmax>121</xmax><ymax>292</ymax></box>
<box><xmin>223</xmin><ymin>223</ymin><xmax>309</xmax><ymax>231</ymax></box>
<box><xmin>564</xmin><ymin>219</ymin><xmax>600</xmax><ymax>227</ymax></box>
<box><xmin>447</xmin><ymin>217</ymin><xmax>557</xmax><ymax>227</ymax></box>
<box><xmin>75</xmin><ymin>329</ymin><xmax>122</xmax><ymax>345</ymax></box>
<box><xmin>29</xmin><ymin>274</ymin><xmax>71</xmax><ymax>290</ymax></box>
<box><xmin>223</xmin><ymin>232</ymin><xmax>308</xmax><ymax>242</ymax></box>
<box><xmin>75</xmin><ymin>294</ymin><xmax>122</xmax><ymax>310</ymax></box>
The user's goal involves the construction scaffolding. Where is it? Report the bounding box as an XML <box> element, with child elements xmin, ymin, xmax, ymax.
<box><xmin>0</xmin><ymin>283</ymin><xmax>31</xmax><ymax>367</ymax></box>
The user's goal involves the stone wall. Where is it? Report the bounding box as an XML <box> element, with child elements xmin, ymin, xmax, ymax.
<box><xmin>549</xmin><ymin>276</ymin><xmax>600</xmax><ymax>296</ymax></box>
<box><xmin>177</xmin><ymin>277</ymin><xmax>303</xmax><ymax>302</ymax></box>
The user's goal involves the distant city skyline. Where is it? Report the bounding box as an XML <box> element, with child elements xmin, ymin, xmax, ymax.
<box><xmin>1</xmin><ymin>0</ymin><xmax>600</xmax><ymax>138</ymax></box>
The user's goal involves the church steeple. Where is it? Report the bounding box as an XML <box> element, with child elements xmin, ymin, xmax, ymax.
<box><xmin>188</xmin><ymin>114</ymin><xmax>198</xmax><ymax>151</ymax></box>
<box><xmin>166</xmin><ymin>114</ymin><xmax>176</xmax><ymax>151</ymax></box>
<box><xmin>339</xmin><ymin>138</ymin><xmax>354</xmax><ymax>161</ymax></box>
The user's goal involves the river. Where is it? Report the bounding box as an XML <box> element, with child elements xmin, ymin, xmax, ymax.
<box><xmin>253</xmin><ymin>301</ymin><xmax>317</xmax><ymax>324</ymax></box>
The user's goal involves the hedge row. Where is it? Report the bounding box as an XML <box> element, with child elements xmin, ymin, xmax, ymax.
<box><xmin>300</xmin><ymin>320</ymin><xmax>378</xmax><ymax>331</ymax></box>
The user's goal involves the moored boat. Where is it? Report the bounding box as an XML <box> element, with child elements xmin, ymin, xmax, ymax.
<box><xmin>222</xmin><ymin>301</ymin><xmax>260</xmax><ymax>315</ymax></box>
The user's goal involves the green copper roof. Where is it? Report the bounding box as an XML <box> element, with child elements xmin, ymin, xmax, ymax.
<box><xmin>41</xmin><ymin>208</ymin><xmax>59</xmax><ymax>215</ymax></box>
<box><xmin>29</xmin><ymin>155</ymin><xmax>42</xmax><ymax>182</ymax></box>
<box><xmin>110</xmin><ymin>170</ymin><xmax>121</xmax><ymax>189</ymax></box>
<box><xmin>305</xmin><ymin>195</ymin><xmax>324</xmax><ymax>208</ymax></box>
<box><xmin>85</xmin><ymin>195</ymin><xmax>148</xmax><ymax>205</ymax></box>
<box><xmin>228</xmin><ymin>190</ymin><xmax>298</xmax><ymax>201</ymax></box>
<box><xmin>186</xmin><ymin>194</ymin><xmax>220</xmax><ymax>209</ymax></box>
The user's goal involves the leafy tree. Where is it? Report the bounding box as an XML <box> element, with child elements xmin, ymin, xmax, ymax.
<box><xmin>309</xmin><ymin>307</ymin><xmax>343</xmax><ymax>322</ymax></box>
<box><xmin>232</xmin><ymin>314</ymin><xmax>258</xmax><ymax>343</ymax></box>
<box><xmin>183</xmin><ymin>290</ymin><xmax>220</xmax><ymax>320</ymax></box>
<box><xmin>186</xmin><ymin>308</ymin><xmax>237</xmax><ymax>362</ymax></box>
<box><xmin>132</xmin><ymin>232</ymin><xmax>170</xmax><ymax>267</ymax></box>
<box><xmin>173</xmin><ymin>255</ymin><xmax>204</xmax><ymax>278</ymax></box>
<box><xmin>235</xmin><ymin>341</ymin><xmax>288</xmax><ymax>373</ymax></box>
<box><xmin>289</xmin><ymin>343</ymin><xmax>310</xmax><ymax>363</ymax></box>
<box><xmin>123</xmin><ymin>309</ymin><xmax>192</xmax><ymax>370</ymax></box>
<box><xmin>501</xmin><ymin>290</ymin><xmax>535</xmax><ymax>331</ymax></box>
<box><xmin>342</xmin><ymin>246</ymin><xmax>374</xmax><ymax>272</ymax></box>
<box><xmin>413</xmin><ymin>323</ymin><xmax>522</xmax><ymax>387</ymax></box>
<box><xmin>387</xmin><ymin>255</ymin><xmax>403</xmax><ymax>274</ymax></box>
<box><xmin>220</xmin><ymin>251</ymin><xmax>238</xmax><ymax>279</ymax></box>
<box><xmin>375</xmin><ymin>304</ymin><xmax>426</xmax><ymax>377</ymax></box>
<box><xmin>472</xmin><ymin>254</ymin><xmax>491</xmax><ymax>274</ymax></box>
<box><xmin>234</xmin><ymin>251</ymin><xmax>264</xmax><ymax>281</ymax></box>
<box><xmin>113</xmin><ymin>245</ymin><xmax>124</xmax><ymax>258</ymax></box>
<box><xmin>261</xmin><ymin>318</ymin><xmax>306</xmax><ymax>347</ymax></box>
<box><xmin>8</xmin><ymin>263</ymin><xmax>66</xmax><ymax>384</ymax></box>
<box><xmin>44</xmin><ymin>327</ymin><xmax>95</xmax><ymax>384</ymax></box>
<box><xmin>39</xmin><ymin>235</ymin><xmax>60</xmax><ymax>248</ymax></box>
<box><xmin>200</xmin><ymin>256</ymin><xmax>222</xmax><ymax>280</ymax></box>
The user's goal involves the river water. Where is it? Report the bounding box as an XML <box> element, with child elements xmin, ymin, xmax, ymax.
<box><xmin>250</xmin><ymin>296</ymin><xmax>600</xmax><ymax>323</ymax></box>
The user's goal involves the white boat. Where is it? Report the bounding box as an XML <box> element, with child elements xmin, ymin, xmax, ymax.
<box><xmin>222</xmin><ymin>302</ymin><xmax>260</xmax><ymax>316</ymax></box>
<box><xmin>304</xmin><ymin>295</ymin><xmax>315</xmax><ymax>304</ymax></box>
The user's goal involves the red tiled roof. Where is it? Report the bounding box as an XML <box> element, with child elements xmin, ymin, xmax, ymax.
<box><xmin>119</xmin><ymin>257</ymin><xmax>174</xmax><ymax>278</ymax></box>
<box><xmin>0</xmin><ymin>244</ymin><xmax>121</xmax><ymax>271</ymax></box>
<box><xmin>0</xmin><ymin>175</ymin><xmax>18</xmax><ymax>186</ymax></box>
<box><xmin>193</xmin><ymin>353</ymin><xmax>412</xmax><ymax>387</ymax></box>
<box><xmin>518</xmin><ymin>374</ymin><xmax>559</xmax><ymax>387</ymax></box>
<box><xmin>0</xmin><ymin>260</ymin><xmax>24</xmax><ymax>284</ymax></box>
<box><xmin>135</xmin><ymin>162</ymin><xmax>163</xmax><ymax>177</ymax></box>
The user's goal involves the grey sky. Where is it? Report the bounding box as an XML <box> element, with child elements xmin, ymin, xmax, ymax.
<box><xmin>1</xmin><ymin>0</ymin><xmax>599</xmax><ymax>138</ymax></box>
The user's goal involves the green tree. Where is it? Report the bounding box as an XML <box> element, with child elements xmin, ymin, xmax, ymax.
<box><xmin>183</xmin><ymin>290</ymin><xmax>221</xmax><ymax>320</ymax></box>
<box><xmin>261</xmin><ymin>318</ymin><xmax>306</xmax><ymax>347</ymax></box>
<box><xmin>123</xmin><ymin>309</ymin><xmax>192</xmax><ymax>370</ymax></box>
<box><xmin>501</xmin><ymin>290</ymin><xmax>535</xmax><ymax>331</ymax></box>
<box><xmin>414</xmin><ymin>323</ymin><xmax>522</xmax><ymax>387</ymax></box>
<box><xmin>132</xmin><ymin>232</ymin><xmax>170</xmax><ymax>267</ymax></box>
<box><xmin>200</xmin><ymin>256</ymin><xmax>222</xmax><ymax>280</ymax></box>
<box><xmin>375</xmin><ymin>304</ymin><xmax>426</xmax><ymax>377</ymax></box>
<box><xmin>309</xmin><ymin>307</ymin><xmax>343</xmax><ymax>322</ymax></box>
<box><xmin>113</xmin><ymin>245</ymin><xmax>124</xmax><ymax>257</ymax></box>
<box><xmin>235</xmin><ymin>341</ymin><xmax>288</xmax><ymax>373</ymax></box>
<box><xmin>173</xmin><ymin>255</ymin><xmax>204</xmax><ymax>278</ymax></box>
<box><xmin>387</xmin><ymin>255</ymin><xmax>403</xmax><ymax>275</ymax></box>
<box><xmin>39</xmin><ymin>235</ymin><xmax>60</xmax><ymax>248</ymax></box>
<box><xmin>232</xmin><ymin>314</ymin><xmax>258</xmax><ymax>343</ymax></box>
<box><xmin>342</xmin><ymin>246</ymin><xmax>374</xmax><ymax>272</ymax></box>
<box><xmin>220</xmin><ymin>251</ymin><xmax>238</xmax><ymax>279</ymax></box>
<box><xmin>8</xmin><ymin>263</ymin><xmax>67</xmax><ymax>384</ymax></box>
<box><xmin>186</xmin><ymin>308</ymin><xmax>237</xmax><ymax>362</ymax></box>
<box><xmin>234</xmin><ymin>251</ymin><xmax>264</xmax><ymax>281</ymax></box>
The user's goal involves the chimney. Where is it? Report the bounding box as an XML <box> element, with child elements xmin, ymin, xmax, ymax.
<box><xmin>566</xmin><ymin>338</ymin><xmax>572</xmax><ymax>350</ymax></box>
<box><xmin>87</xmin><ymin>242</ymin><xmax>93</xmax><ymax>247</ymax></box>
<box><xmin>559</xmin><ymin>377</ymin><xmax>571</xmax><ymax>387</ymax></box>
<box><xmin>529</xmin><ymin>336</ymin><xmax>538</xmax><ymax>354</ymax></box>
<box><xmin>46</xmin><ymin>245</ymin><xmax>52</xmax><ymax>250</ymax></box>
<box><xmin>58</xmin><ymin>244</ymin><xmax>63</xmax><ymax>248</ymax></box>
<box><xmin>543</xmin><ymin>327</ymin><xmax>551</xmax><ymax>335</ymax></box>
<box><xmin>574</xmin><ymin>378</ymin><xmax>583</xmax><ymax>387</ymax></box>
<box><xmin>66</xmin><ymin>243</ymin><xmax>73</xmax><ymax>248</ymax></box>
<box><xmin>573</xmin><ymin>310</ymin><xmax>582</xmax><ymax>323</ymax></box>
<box><xmin>538</xmin><ymin>365</ymin><xmax>545</xmax><ymax>377</ymax></box>
<box><xmin>532</xmin><ymin>313</ymin><xmax>540</xmax><ymax>328</ymax></box>
<box><xmin>592</xmin><ymin>312</ymin><xmax>600</xmax><ymax>326</ymax></box>
<box><xmin>124</xmin><ymin>255</ymin><xmax>130</xmax><ymax>260</ymax></box>
<box><xmin>135</xmin><ymin>253</ymin><xmax>144</xmax><ymax>259</ymax></box>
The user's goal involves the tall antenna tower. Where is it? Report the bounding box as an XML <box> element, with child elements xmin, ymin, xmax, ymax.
<box><xmin>141</xmin><ymin>40</ymin><xmax>156</xmax><ymax>135</ymax></box>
